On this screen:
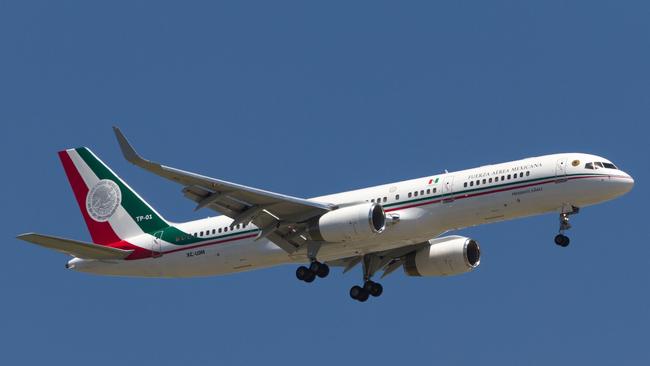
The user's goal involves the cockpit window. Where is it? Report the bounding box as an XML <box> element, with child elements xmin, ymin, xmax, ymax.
<box><xmin>585</xmin><ymin>161</ymin><xmax>618</xmax><ymax>170</ymax></box>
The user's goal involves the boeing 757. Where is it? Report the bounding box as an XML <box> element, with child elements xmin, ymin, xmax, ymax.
<box><xmin>17</xmin><ymin>128</ymin><xmax>634</xmax><ymax>302</ymax></box>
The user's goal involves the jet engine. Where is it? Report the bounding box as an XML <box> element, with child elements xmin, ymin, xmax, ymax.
<box><xmin>309</xmin><ymin>203</ymin><xmax>386</xmax><ymax>243</ymax></box>
<box><xmin>404</xmin><ymin>236</ymin><xmax>481</xmax><ymax>277</ymax></box>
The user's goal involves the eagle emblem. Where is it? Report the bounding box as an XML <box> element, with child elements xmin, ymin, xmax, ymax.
<box><xmin>86</xmin><ymin>179</ymin><xmax>122</xmax><ymax>222</ymax></box>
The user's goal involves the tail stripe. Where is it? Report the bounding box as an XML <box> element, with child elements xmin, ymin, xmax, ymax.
<box><xmin>75</xmin><ymin>148</ymin><xmax>169</xmax><ymax>234</ymax></box>
<box><xmin>58</xmin><ymin>150</ymin><xmax>122</xmax><ymax>245</ymax></box>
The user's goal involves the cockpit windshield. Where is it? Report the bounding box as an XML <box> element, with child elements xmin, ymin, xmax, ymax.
<box><xmin>585</xmin><ymin>161</ymin><xmax>618</xmax><ymax>170</ymax></box>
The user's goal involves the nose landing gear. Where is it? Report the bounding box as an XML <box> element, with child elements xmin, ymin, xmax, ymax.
<box><xmin>555</xmin><ymin>206</ymin><xmax>579</xmax><ymax>247</ymax></box>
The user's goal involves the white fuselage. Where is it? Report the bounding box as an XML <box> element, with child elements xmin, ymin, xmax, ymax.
<box><xmin>68</xmin><ymin>153</ymin><xmax>634</xmax><ymax>277</ymax></box>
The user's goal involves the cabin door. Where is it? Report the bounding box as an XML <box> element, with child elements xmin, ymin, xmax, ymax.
<box><xmin>555</xmin><ymin>158</ymin><xmax>568</xmax><ymax>182</ymax></box>
<box><xmin>442</xmin><ymin>175</ymin><xmax>455</xmax><ymax>203</ymax></box>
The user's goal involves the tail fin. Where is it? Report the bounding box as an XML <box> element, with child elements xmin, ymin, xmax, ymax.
<box><xmin>58</xmin><ymin>147</ymin><xmax>169</xmax><ymax>245</ymax></box>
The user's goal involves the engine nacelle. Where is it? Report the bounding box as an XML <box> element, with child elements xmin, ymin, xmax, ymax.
<box><xmin>309</xmin><ymin>203</ymin><xmax>386</xmax><ymax>243</ymax></box>
<box><xmin>404</xmin><ymin>236</ymin><xmax>481</xmax><ymax>277</ymax></box>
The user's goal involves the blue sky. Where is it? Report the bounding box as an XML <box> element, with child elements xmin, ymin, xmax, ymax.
<box><xmin>1</xmin><ymin>1</ymin><xmax>648</xmax><ymax>365</ymax></box>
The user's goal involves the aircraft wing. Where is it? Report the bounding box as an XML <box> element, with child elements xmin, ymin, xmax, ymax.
<box><xmin>113</xmin><ymin>127</ymin><xmax>334</xmax><ymax>253</ymax></box>
<box><xmin>17</xmin><ymin>233</ymin><xmax>133</xmax><ymax>260</ymax></box>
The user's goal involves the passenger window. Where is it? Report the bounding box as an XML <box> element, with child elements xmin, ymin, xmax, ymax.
<box><xmin>433</xmin><ymin>188</ymin><xmax>437</xmax><ymax>193</ymax></box>
<box><xmin>470</xmin><ymin>181</ymin><xmax>474</xmax><ymax>187</ymax></box>
<box><xmin>420</xmin><ymin>190</ymin><xmax>424</xmax><ymax>195</ymax></box>
<box><xmin>218</xmin><ymin>228</ymin><xmax>222</xmax><ymax>233</ymax></box>
<box><xmin>200</xmin><ymin>231</ymin><xmax>204</xmax><ymax>236</ymax></box>
<box><xmin>519</xmin><ymin>172</ymin><xmax>524</xmax><ymax>178</ymax></box>
<box><xmin>507</xmin><ymin>174</ymin><xmax>511</xmax><ymax>179</ymax></box>
<box><xmin>526</xmin><ymin>171</ymin><xmax>530</xmax><ymax>176</ymax></box>
<box><xmin>489</xmin><ymin>178</ymin><xmax>493</xmax><ymax>183</ymax></box>
<box><xmin>464</xmin><ymin>182</ymin><xmax>467</xmax><ymax>187</ymax></box>
<box><xmin>212</xmin><ymin>229</ymin><xmax>216</xmax><ymax>235</ymax></box>
<box><xmin>383</xmin><ymin>197</ymin><xmax>387</xmax><ymax>202</ymax></box>
<box><xmin>476</xmin><ymin>180</ymin><xmax>480</xmax><ymax>186</ymax></box>
<box><xmin>224</xmin><ymin>227</ymin><xmax>228</xmax><ymax>232</ymax></box>
<box><xmin>501</xmin><ymin>176</ymin><xmax>505</xmax><ymax>181</ymax></box>
<box><xmin>371</xmin><ymin>199</ymin><xmax>375</xmax><ymax>202</ymax></box>
<box><xmin>427</xmin><ymin>189</ymin><xmax>431</xmax><ymax>194</ymax></box>
<box><xmin>414</xmin><ymin>191</ymin><xmax>418</xmax><ymax>197</ymax></box>
<box><xmin>395</xmin><ymin>194</ymin><xmax>400</xmax><ymax>200</ymax></box>
<box><xmin>482</xmin><ymin>179</ymin><xmax>486</xmax><ymax>184</ymax></box>
<box><xmin>408</xmin><ymin>192</ymin><xmax>412</xmax><ymax>198</ymax></box>
<box><xmin>193</xmin><ymin>233</ymin><xmax>197</xmax><ymax>237</ymax></box>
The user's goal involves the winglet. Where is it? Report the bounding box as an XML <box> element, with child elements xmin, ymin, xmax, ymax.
<box><xmin>112</xmin><ymin>126</ymin><xmax>161</xmax><ymax>171</ymax></box>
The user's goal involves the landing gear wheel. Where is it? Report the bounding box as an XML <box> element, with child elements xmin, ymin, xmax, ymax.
<box><xmin>554</xmin><ymin>234</ymin><xmax>570</xmax><ymax>247</ymax></box>
<box><xmin>357</xmin><ymin>289</ymin><xmax>369</xmax><ymax>302</ymax></box>
<box><xmin>364</xmin><ymin>281</ymin><xmax>383</xmax><ymax>297</ymax></box>
<box><xmin>350</xmin><ymin>285</ymin><xmax>362</xmax><ymax>300</ymax></box>
<box><xmin>317</xmin><ymin>264</ymin><xmax>329</xmax><ymax>278</ymax></box>
<box><xmin>349</xmin><ymin>285</ymin><xmax>369</xmax><ymax>302</ymax></box>
<box><xmin>310</xmin><ymin>261</ymin><xmax>330</xmax><ymax>278</ymax></box>
<box><xmin>303</xmin><ymin>270</ymin><xmax>316</xmax><ymax>283</ymax></box>
<box><xmin>296</xmin><ymin>266</ymin><xmax>310</xmax><ymax>281</ymax></box>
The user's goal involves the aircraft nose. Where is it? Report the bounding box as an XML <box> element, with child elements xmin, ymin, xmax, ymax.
<box><xmin>615</xmin><ymin>171</ymin><xmax>634</xmax><ymax>195</ymax></box>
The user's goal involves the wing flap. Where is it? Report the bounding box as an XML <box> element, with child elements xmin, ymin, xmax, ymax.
<box><xmin>17</xmin><ymin>233</ymin><xmax>133</xmax><ymax>260</ymax></box>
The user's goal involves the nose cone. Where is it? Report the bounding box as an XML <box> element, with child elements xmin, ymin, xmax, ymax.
<box><xmin>614</xmin><ymin>171</ymin><xmax>634</xmax><ymax>196</ymax></box>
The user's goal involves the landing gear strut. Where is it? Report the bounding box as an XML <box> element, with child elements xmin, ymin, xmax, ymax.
<box><xmin>349</xmin><ymin>255</ymin><xmax>385</xmax><ymax>302</ymax></box>
<box><xmin>555</xmin><ymin>206</ymin><xmax>579</xmax><ymax>247</ymax></box>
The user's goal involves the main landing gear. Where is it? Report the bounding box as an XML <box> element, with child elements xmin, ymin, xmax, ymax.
<box><xmin>555</xmin><ymin>206</ymin><xmax>579</xmax><ymax>247</ymax></box>
<box><xmin>294</xmin><ymin>243</ymin><xmax>388</xmax><ymax>302</ymax></box>
<box><xmin>295</xmin><ymin>261</ymin><xmax>330</xmax><ymax>283</ymax></box>
<box><xmin>296</xmin><ymin>241</ymin><xmax>329</xmax><ymax>283</ymax></box>
<box><xmin>349</xmin><ymin>281</ymin><xmax>383</xmax><ymax>302</ymax></box>
<box><xmin>349</xmin><ymin>254</ymin><xmax>385</xmax><ymax>303</ymax></box>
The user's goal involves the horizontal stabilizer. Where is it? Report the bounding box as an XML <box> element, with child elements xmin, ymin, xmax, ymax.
<box><xmin>17</xmin><ymin>233</ymin><xmax>133</xmax><ymax>260</ymax></box>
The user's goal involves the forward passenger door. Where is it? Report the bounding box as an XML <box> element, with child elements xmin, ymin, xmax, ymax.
<box><xmin>442</xmin><ymin>176</ymin><xmax>455</xmax><ymax>203</ymax></box>
<box><xmin>555</xmin><ymin>158</ymin><xmax>568</xmax><ymax>182</ymax></box>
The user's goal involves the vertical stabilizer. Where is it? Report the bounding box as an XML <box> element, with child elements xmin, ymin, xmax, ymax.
<box><xmin>58</xmin><ymin>147</ymin><xmax>169</xmax><ymax>245</ymax></box>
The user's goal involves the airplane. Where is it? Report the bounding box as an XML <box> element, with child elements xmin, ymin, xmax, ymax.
<box><xmin>17</xmin><ymin>127</ymin><xmax>634</xmax><ymax>302</ymax></box>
